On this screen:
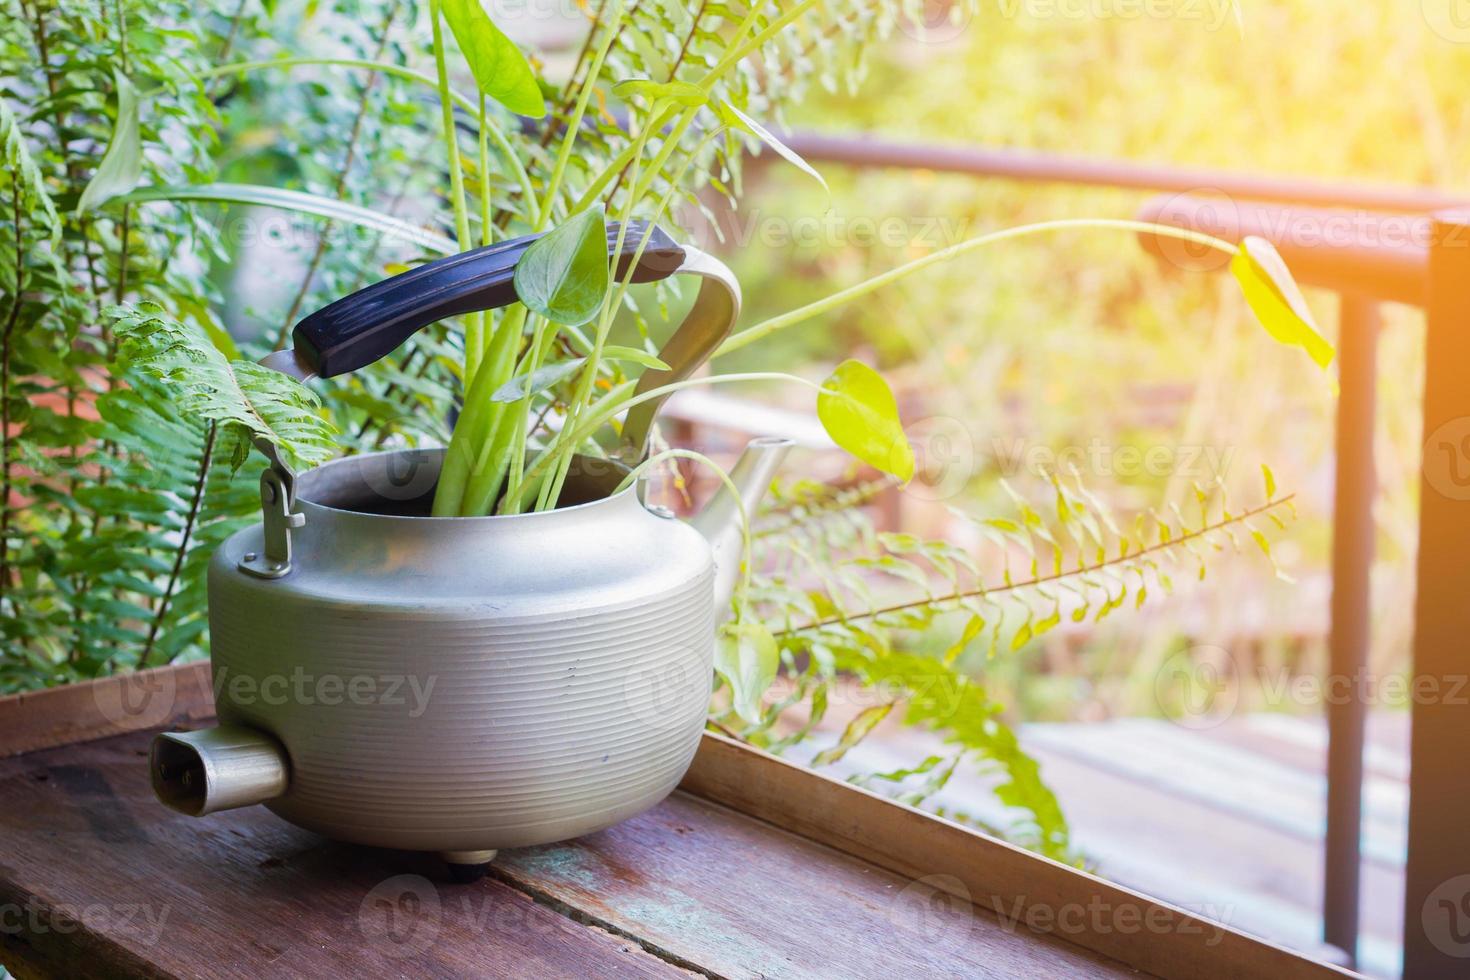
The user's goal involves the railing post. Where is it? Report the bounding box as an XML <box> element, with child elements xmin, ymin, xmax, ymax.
<box><xmin>1323</xmin><ymin>296</ymin><xmax>1378</xmax><ymax>968</ymax></box>
<box><xmin>1403</xmin><ymin>210</ymin><xmax>1470</xmax><ymax>978</ymax></box>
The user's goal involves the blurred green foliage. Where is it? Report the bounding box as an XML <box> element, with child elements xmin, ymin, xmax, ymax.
<box><xmin>718</xmin><ymin>0</ymin><xmax>1458</xmax><ymax>719</ymax></box>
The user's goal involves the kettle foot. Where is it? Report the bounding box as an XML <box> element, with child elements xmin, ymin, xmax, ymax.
<box><xmin>440</xmin><ymin>849</ymin><xmax>498</xmax><ymax>883</ymax></box>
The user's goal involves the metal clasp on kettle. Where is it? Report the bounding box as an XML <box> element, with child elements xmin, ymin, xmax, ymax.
<box><xmin>238</xmin><ymin>440</ymin><xmax>303</xmax><ymax>580</ymax></box>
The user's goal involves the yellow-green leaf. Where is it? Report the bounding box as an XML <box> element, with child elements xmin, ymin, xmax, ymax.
<box><xmin>717</xmin><ymin>100</ymin><xmax>829</xmax><ymax>197</ymax></box>
<box><xmin>813</xmin><ymin>703</ymin><xmax>894</xmax><ymax>767</ymax></box>
<box><xmin>440</xmin><ymin>0</ymin><xmax>546</xmax><ymax>117</ymax></box>
<box><xmin>601</xmin><ymin>345</ymin><xmax>670</xmax><ymax>371</ymax></box>
<box><xmin>817</xmin><ymin>359</ymin><xmax>915</xmax><ymax>482</ymax></box>
<box><xmin>1261</xmin><ymin>463</ymin><xmax>1276</xmax><ymax>499</ymax></box>
<box><xmin>943</xmin><ymin>613</ymin><xmax>985</xmax><ymax>665</ymax></box>
<box><xmin>1231</xmin><ymin>236</ymin><xmax>1334</xmax><ymax>369</ymax></box>
<box><xmin>1011</xmin><ymin>618</ymin><xmax>1034</xmax><ymax>651</ymax></box>
<box><xmin>715</xmin><ymin>622</ymin><xmax>778</xmax><ymax>725</ymax></box>
<box><xmin>612</xmin><ymin>78</ymin><xmax>707</xmax><ymax>107</ymax></box>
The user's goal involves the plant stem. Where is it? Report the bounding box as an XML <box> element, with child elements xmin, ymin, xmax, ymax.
<box><xmin>136</xmin><ymin>422</ymin><xmax>217</xmax><ymax>669</ymax></box>
<box><xmin>273</xmin><ymin>6</ymin><xmax>396</xmax><ymax>350</ymax></box>
<box><xmin>111</xmin><ymin>1</ymin><xmax>131</xmax><ymax>306</ymax></box>
<box><xmin>715</xmin><ymin>218</ymin><xmax>1238</xmax><ymax>358</ymax></box>
<box><xmin>774</xmin><ymin>495</ymin><xmax>1296</xmax><ymax>636</ymax></box>
<box><xmin>0</xmin><ymin>187</ymin><xmax>21</xmax><ymax>601</ymax></box>
<box><xmin>427</xmin><ymin>0</ymin><xmax>476</xmax><ymax>381</ymax></box>
<box><xmin>513</xmin><ymin>371</ymin><xmax>825</xmax><ymax>507</ymax></box>
<box><xmin>182</xmin><ymin>58</ymin><xmax>539</xmax><ymax>210</ymax></box>
<box><xmin>533</xmin><ymin>0</ymin><xmax>625</xmax><ymax>230</ymax></box>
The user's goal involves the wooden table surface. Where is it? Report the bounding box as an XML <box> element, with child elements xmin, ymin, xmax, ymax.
<box><xmin>0</xmin><ymin>730</ymin><xmax>1142</xmax><ymax>979</ymax></box>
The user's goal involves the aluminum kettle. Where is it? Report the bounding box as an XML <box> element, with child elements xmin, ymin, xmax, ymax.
<box><xmin>150</xmin><ymin>225</ymin><xmax>790</xmax><ymax>880</ymax></box>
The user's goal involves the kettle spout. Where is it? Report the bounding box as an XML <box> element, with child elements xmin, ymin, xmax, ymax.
<box><xmin>690</xmin><ymin>437</ymin><xmax>794</xmax><ymax>618</ymax></box>
<box><xmin>151</xmin><ymin>726</ymin><xmax>289</xmax><ymax>816</ymax></box>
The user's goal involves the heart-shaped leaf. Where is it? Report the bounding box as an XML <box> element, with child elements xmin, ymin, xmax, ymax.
<box><xmin>715</xmin><ymin>621</ymin><xmax>778</xmax><ymax>724</ymax></box>
<box><xmin>491</xmin><ymin>358</ymin><xmax>585</xmax><ymax>403</ymax></box>
<box><xmin>612</xmin><ymin>78</ymin><xmax>708</xmax><ymax>107</ymax></box>
<box><xmin>513</xmin><ymin>205</ymin><xmax>609</xmax><ymax>327</ymax></box>
<box><xmin>717</xmin><ymin>100</ymin><xmax>828</xmax><ymax>196</ymax></box>
<box><xmin>1231</xmin><ymin>236</ymin><xmax>1334</xmax><ymax>369</ymax></box>
<box><xmin>440</xmin><ymin>0</ymin><xmax>546</xmax><ymax>118</ymax></box>
<box><xmin>817</xmin><ymin>359</ymin><xmax>915</xmax><ymax>482</ymax></box>
<box><xmin>77</xmin><ymin>71</ymin><xmax>142</xmax><ymax>214</ymax></box>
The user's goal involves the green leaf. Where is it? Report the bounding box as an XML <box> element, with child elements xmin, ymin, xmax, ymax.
<box><xmin>1261</xmin><ymin>463</ymin><xmax>1276</xmax><ymax>499</ymax></box>
<box><xmin>715</xmin><ymin>621</ymin><xmax>778</xmax><ymax>724</ymax></box>
<box><xmin>717</xmin><ymin>100</ymin><xmax>828</xmax><ymax>196</ymax></box>
<box><xmin>439</xmin><ymin>0</ymin><xmax>546</xmax><ymax>117</ymax></box>
<box><xmin>1</xmin><ymin>97</ymin><xmax>61</xmax><ymax>242</ymax></box>
<box><xmin>109</xmin><ymin>302</ymin><xmax>338</xmax><ymax>470</ymax></box>
<box><xmin>613</xmin><ymin>78</ymin><xmax>708</xmax><ymax>107</ymax></box>
<box><xmin>817</xmin><ymin>359</ymin><xmax>915</xmax><ymax>482</ymax></box>
<box><xmin>1231</xmin><ymin>236</ymin><xmax>1334</xmax><ymax>369</ymax></box>
<box><xmin>491</xmin><ymin>358</ymin><xmax>585</xmax><ymax>403</ymax></box>
<box><xmin>513</xmin><ymin>205</ymin><xmax>609</xmax><ymax>327</ymax></box>
<box><xmin>77</xmin><ymin>70</ymin><xmax>142</xmax><ymax>214</ymax></box>
<box><xmin>813</xmin><ymin>702</ymin><xmax>894</xmax><ymax>766</ymax></box>
<box><xmin>601</xmin><ymin>345</ymin><xmax>670</xmax><ymax>371</ymax></box>
<box><xmin>943</xmin><ymin>613</ymin><xmax>985</xmax><ymax>665</ymax></box>
<box><xmin>1011</xmin><ymin>618</ymin><xmax>1034</xmax><ymax>651</ymax></box>
<box><xmin>117</xmin><ymin>183</ymin><xmax>457</xmax><ymax>254</ymax></box>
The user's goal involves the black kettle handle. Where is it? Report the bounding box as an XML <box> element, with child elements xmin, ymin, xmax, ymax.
<box><xmin>290</xmin><ymin>221</ymin><xmax>686</xmax><ymax>380</ymax></box>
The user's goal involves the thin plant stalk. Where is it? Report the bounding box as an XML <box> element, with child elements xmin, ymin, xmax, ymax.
<box><xmin>717</xmin><ymin>219</ymin><xmax>1238</xmax><ymax>357</ymax></box>
<box><xmin>180</xmin><ymin>58</ymin><xmax>539</xmax><ymax>211</ymax></box>
<box><xmin>427</xmin><ymin>0</ymin><xmax>477</xmax><ymax>382</ymax></box>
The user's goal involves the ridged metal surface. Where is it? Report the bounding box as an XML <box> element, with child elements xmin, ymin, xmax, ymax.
<box><xmin>207</xmin><ymin>449</ymin><xmax>718</xmax><ymax>853</ymax></box>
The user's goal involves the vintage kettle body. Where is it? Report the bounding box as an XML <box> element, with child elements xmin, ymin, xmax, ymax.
<box><xmin>149</xmin><ymin>224</ymin><xmax>790</xmax><ymax>878</ymax></box>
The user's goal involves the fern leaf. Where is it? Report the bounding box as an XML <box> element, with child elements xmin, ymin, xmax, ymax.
<box><xmin>108</xmin><ymin>302</ymin><xmax>338</xmax><ymax>470</ymax></box>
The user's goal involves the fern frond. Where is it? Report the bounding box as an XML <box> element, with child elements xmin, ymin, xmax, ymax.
<box><xmin>0</xmin><ymin>96</ymin><xmax>61</xmax><ymax>245</ymax></box>
<box><xmin>109</xmin><ymin>302</ymin><xmax>338</xmax><ymax>470</ymax></box>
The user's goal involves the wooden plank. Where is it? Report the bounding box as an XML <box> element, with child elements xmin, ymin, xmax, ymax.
<box><xmin>1402</xmin><ymin>210</ymin><xmax>1470</xmax><ymax>978</ymax></box>
<box><xmin>0</xmin><ymin>732</ymin><xmax>691</xmax><ymax>979</ymax></box>
<box><xmin>494</xmin><ymin>790</ymin><xmax>1138</xmax><ymax>979</ymax></box>
<box><xmin>680</xmin><ymin>733</ymin><xmax>1359</xmax><ymax>980</ymax></box>
<box><xmin>0</xmin><ymin>679</ymin><xmax>1354</xmax><ymax>978</ymax></box>
<box><xmin>0</xmin><ymin>662</ymin><xmax>213</xmax><ymax>758</ymax></box>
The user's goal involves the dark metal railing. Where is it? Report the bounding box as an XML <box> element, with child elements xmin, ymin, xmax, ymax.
<box><xmin>778</xmin><ymin>130</ymin><xmax>1469</xmax><ymax>978</ymax></box>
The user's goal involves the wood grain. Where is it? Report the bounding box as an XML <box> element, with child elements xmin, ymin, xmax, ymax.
<box><xmin>0</xmin><ymin>683</ymin><xmax>1351</xmax><ymax>979</ymax></box>
<box><xmin>494</xmin><ymin>791</ymin><xmax>1140</xmax><ymax>979</ymax></box>
<box><xmin>0</xmin><ymin>729</ymin><xmax>1139</xmax><ymax>980</ymax></box>
<box><xmin>680</xmin><ymin>732</ymin><xmax>1358</xmax><ymax>980</ymax></box>
<box><xmin>0</xmin><ymin>733</ymin><xmax>688</xmax><ymax>979</ymax></box>
<box><xmin>0</xmin><ymin>662</ymin><xmax>213</xmax><ymax>759</ymax></box>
